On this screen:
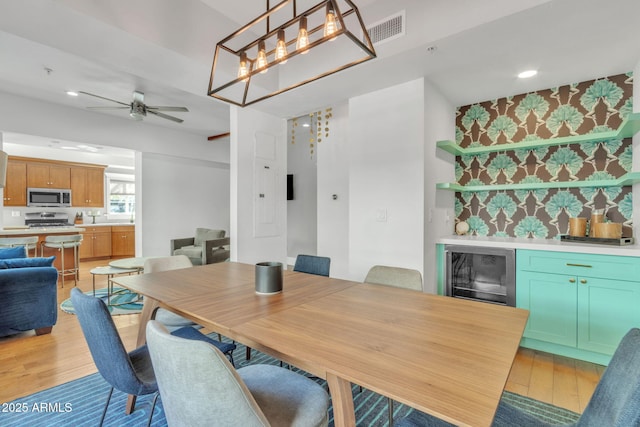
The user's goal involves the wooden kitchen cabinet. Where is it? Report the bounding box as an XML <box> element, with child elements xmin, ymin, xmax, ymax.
<box><xmin>517</xmin><ymin>249</ymin><xmax>640</xmax><ymax>364</ymax></box>
<box><xmin>27</xmin><ymin>162</ymin><xmax>71</xmax><ymax>188</ymax></box>
<box><xmin>111</xmin><ymin>225</ymin><xmax>135</xmax><ymax>257</ymax></box>
<box><xmin>3</xmin><ymin>159</ymin><xmax>27</xmax><ymax>206</ymax></box>
<box><xmin>71</xmin><ymin>166</ymin><xmax>105</xmax><ymax>207</ymax></box>
<box><xmin>79</xmin><ymin>226</ymin><xmax>112</xmax><ymax>260</ymax></box>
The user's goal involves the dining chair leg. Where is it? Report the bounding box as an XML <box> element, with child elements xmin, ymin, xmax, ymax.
<box><xmin>388</xmin><ymin>398</ymin><xmax>394</xmax><ymax>426</ymax></box>
<box><xmin>146</xmin><ymin>392</ymin><xmax>159</xmax><ymax>427</ymax></box>
<box><xmin>246</xmin><ymin>346</ymin><xmax>252</xmax><ymax>360</ymax></box>
<box><xmin>99</xmin><ymin>387</ymin><xmax>114</xmax><ymax>427</ymax></box>
<box><xmin>126</xmin><ymin>394</ymin><xmax>137</xmax><ymax>414</ymax></box>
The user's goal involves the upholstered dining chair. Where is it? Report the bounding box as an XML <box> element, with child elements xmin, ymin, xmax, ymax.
<box><xmin>143</xmin><ymin>255</ymin><xmax>198</xmax><ymax>331</ymax></box>
<box><xmin>71</xmin><ymin>287</ymin><xmax>159</xmax><ymax>427</ymax></box>
<box><xmin>146</xmin><ymin>320</ymin><xmax>330</xmax><ymax>427</ymax></box>
<box><xmin>71</xmin><ymin>288</ymin><xmax>237</xmax><ymax>426</ymax></box>
<box><xmin>394</xmin><ymin>327</ymin><xmax>640</xmax><ymax>427</ymax></box>
<box><xmin>293</xmin><ymin>254</ymin><xmax>331</xmax><ymax>277</ymax></box>
<box><xmin>364</xmin><ymin>265</ymin><xmax>423</xmax><ymax>291</ymax></box>
<box><xmin>363</xmin><ymin>264</ymin><xmax>423</xmax><ymax>425</ymax></box>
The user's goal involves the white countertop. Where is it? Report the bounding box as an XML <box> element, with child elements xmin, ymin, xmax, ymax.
<box><xmin>437</xmin><ymin>235</ymin><xmax>640</xmax><ymax>257</ymax></box>
<box><xmin>78</xmin><ymin>222</ymin><xmax>134</xmax><ymax>227</ymax></box>
<box><xmin>0</xmin><ymin>226</ymin><xmax>85</xmax><ymax>235</ymax></box>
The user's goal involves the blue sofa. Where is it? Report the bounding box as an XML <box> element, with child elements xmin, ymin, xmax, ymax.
<box><xmin>0</xmin><ymin>246</ymin><xmax>58</xmax><ymax>337</ymax></box>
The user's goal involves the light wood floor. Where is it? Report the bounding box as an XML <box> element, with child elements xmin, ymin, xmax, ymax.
<box><xmin>0</xmin><ymin>259</ymin><xmax>604</xmax><ymax>414</ymax></box>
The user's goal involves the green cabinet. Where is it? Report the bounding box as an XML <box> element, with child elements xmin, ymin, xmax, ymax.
<box><xmin>517</xmin><ymin>249</ymin><xmax>640</xmax><ymax>364</ymax></box>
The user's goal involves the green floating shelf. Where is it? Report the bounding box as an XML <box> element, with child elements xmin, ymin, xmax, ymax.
<box><xmin>437</xmin><ymin>112</ymin><xmax>640</xmax><ymax>156</ymax></box>
<box><xmin>436</xmin><ymin>172</ymin><xmax>640</xmax><ymax>192</ymax></box>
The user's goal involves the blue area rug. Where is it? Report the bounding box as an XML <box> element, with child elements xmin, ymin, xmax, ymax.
<box><xmin>0</xmin><ymin>338</ymin><xmax>580</xmax><ymax>426</ymax></box>
<box><xmin>60</xmin><ymin>287</ymin><xmax>143</xmax><ymax>316</ymax></box>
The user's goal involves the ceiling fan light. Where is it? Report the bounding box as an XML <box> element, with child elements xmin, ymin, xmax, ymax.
<box><xmin>257</xmin><ymin>40</ymin><xmax>268</xmax><ymax>73</ymax></box>
<box><xmin>275</xmin><ymin>29</ymin><xmax>288</xmax><ymax>64</ymax></box>
<box><xmin>324</xmin><ymin>4</ymin><xmax>338</xmax><ymax>40</ymax></box>
<box><xmin>296</xmin><ymin>16</ymin><xmax>310</xmax><ymax>54</ymax></box>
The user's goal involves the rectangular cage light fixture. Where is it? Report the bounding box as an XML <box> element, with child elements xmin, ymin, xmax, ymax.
<box><xmin>208</xmin><ymin>0</ymin><xmax>376</xmax><ymax>107</ymax></box>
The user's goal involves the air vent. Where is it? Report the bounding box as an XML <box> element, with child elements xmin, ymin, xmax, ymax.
<box><xmin>366</xmin><ymin>11</ymin><xmax>405</xmax><ymax>45</ymax></box>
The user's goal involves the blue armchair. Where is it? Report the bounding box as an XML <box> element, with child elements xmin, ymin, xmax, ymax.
<box><xmin>0</xmin><ymin>248</ymin><xmax>58</xmax><ymax>337</ymax></box>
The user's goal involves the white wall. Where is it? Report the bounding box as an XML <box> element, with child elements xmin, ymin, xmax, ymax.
<box><xmin>317</xmin><ymin>103</ymin><xmax>350</xmax><ymax>278</ymax></box>
<box><xmin>423</xmin><ymin>79</ymin><xmax>456</xmax><ymax>294</ymax></box>
<box><xmin>230</xmin><ymin>106</ymin><xmax>287</xmax><ymax>265</ymax></box>
<box><xmin>139</xmin><ymin>152</ymin><xmax>230</xmax><ymax>256</ymax></box>
<box><xmin>347</xmin><ymin>79</ymin><xmax>425</xmax><ymax>282</ymax></box>
<box><xmin>287</xmin><ymin>117</ymin><xmax>318</xmax><ymax>261</ymax></box>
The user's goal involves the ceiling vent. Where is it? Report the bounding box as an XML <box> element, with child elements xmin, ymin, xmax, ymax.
<box><xmin>365</xmin><ymin>11</ymin><xmax>405</xmax><ymax>45</ymax></box>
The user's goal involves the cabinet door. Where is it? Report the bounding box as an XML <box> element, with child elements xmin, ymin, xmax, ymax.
<box><xmin>577</xmin><ymin>277</ymin><xmax>640</xmax><ymax>354</ymax></box>
<box><xmin>27</xmin><ymin>163</ymin><xmax>50</xmax><ymax>187</ymax></box>
<box><xmin>517</xmin><ymin>270</ymin><xmax>577</xmax><ymax>346</ymax></box>
<box><xmin>79</xmin><ymin>232</ymin><xmax>93</xmax><ymax>259</ymax></box>
<box><xmin>111</xmin><ymin>227</ymin><xmax>134</xmax><ymax>257</ymax></box>
<box><xmin>93</xmin><ymin>231</ymin><xmax>112</xmax><ymax>257</ymax></box>
<box><xmin>70</xmin><ymin>167</ymin><xmax>88</xmax><ymax>206</ymax></box>
<box><xmin>49</xmin><ymin>165</ymin><xmax>70</xmax><ymax>188</ymax></box>
<box><xmin>4</xmin><ymin>160</ymin><xmax>27</xmax><ymax>206</ymax></box>
<box><xmin>85</xmin><ymin>168</ymin><xmax>104</xmax><ymax>207</ymax></box>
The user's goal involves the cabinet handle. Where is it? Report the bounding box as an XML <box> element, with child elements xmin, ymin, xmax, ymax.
<box><xmin>566</xmin><ymin>263</ymin><xmax>592</xmax><ymax>268</ymax></box>
<box><xmin>569</xmin><ymin>278</ymin><xmax>576</xmax><ymax>283</ymax></box>
<box><xmin>580</xmin><ymin>279</ymin><xmax>587</xmax><ymax>284</ymax></box>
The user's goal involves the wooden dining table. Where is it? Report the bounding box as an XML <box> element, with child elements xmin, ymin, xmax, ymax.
<box><xmin>111</xmin><ymin>261</ymin><xmax>529</xmax><ymax>427</ymax></box>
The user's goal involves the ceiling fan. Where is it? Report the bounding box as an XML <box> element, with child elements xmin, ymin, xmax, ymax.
<box><xmin>78</xmin><ymin>90</ymin><xmax>189</xmax><ymax>123</ymax></box>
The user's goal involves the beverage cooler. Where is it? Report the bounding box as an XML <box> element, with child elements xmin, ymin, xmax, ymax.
<box><xmin>444</xmin><ymin>245</ymin><xmax>516</xmax><ymax>306</ymax></box>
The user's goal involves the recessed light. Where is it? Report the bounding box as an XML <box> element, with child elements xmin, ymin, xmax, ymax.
<box><xmin>61</xmin><ymin>146</ymin><xmax>79</xmax><ymax>150</ymax></box>
<box><xmin>302</xmin><ymin>123</ymin><xmax>310</xmax><ymax>128</ymax></box>
<box><xmin>518</xmin><ymin>70</ymin><xmax>538</xmax><ymax>79</ymax></box>
<box><xmin>66</xmin><ymin>91</ymin><xmax>79</xmax><ymax>96</ymax></box>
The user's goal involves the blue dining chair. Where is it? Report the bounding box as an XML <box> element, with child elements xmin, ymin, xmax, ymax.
<box><xmin>293</xmin><ymin>254</ymin><xmax>331</xmax><ymax>277</ymax></box>
<box><xmin>394</xmin><ymin>327</ymin><xmax>640</xmax><ymax>427</ymax></box>
<box><xmin>71</xmin><ymin>288</ymin><xmax>237</xmax><ymax>426</ymax></box>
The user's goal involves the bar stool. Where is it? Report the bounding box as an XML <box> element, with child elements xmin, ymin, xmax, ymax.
<box><xmin>0</xmin><ymin>236</ymin><xmax>39</xmax><ymax>257</ymax></box>
<box><xmin>41</xmin><ymin>234</ymin><xmax>83</xmax><ymax>287</ymax></box>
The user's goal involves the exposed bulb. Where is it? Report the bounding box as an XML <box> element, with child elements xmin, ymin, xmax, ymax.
<box><xmin>275</xmin><ymin>29</ymin><xmax>288</xmax><ymax>64</ymax></box>
<box><xmin>256</xmin><ymin>40</ymin><xmax>268</xmax><ymax>73</ymax></box>
<box><xmin>324</xmin><ymin>6</ymin><xmax>338</xmax><ymax>40</ymax></box>
<box><xmin>296</xmin><ymin>16</ymin><xmax>310</xmax><ymax>54</ymax></box>
<box><xmin>237</xmin><ymin>52</ymin><xmax>249</xmax><ymax>82</ymax></box>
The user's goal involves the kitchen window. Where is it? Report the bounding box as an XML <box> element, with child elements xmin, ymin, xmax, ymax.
<box><xmin>107</xmin><ymin>176</ymin><xmax>135</xmax><ymax>220</ymax></box>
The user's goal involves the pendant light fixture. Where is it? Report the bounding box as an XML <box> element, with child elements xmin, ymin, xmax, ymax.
<box><xmin>208</xmin><ymin>0</ymin><xmax>376</xmax><ymax>107</ymax></box>
<box><xmin>256</xmin><ymin>40</ymin><xmax>268</xmax><ymax>73</ymax></box>
<box><xmin>324</xmin><ymin>4</ymin><xmax>338</xmax><ymax>39</ymax></box>
<box><xmin>296</xmin><ymin>16</ymin><xmax>310</xmax><ymax>54</ymax></box>
<box><xmin>237</xmin><ymin>51</ymin><xmax>249</xmax><ymax>81</ymax></box>
<box><xmin>275</xmin><ymin>29</ymin><xmax>288</xmax><ymax>63</ymax></box>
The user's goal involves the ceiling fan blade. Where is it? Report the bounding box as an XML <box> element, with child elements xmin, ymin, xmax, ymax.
<box><xmin>147</xmin><ymin>109</ymin><xmax>184</xmax><ymax>123</ymax></box>
<box><xmin>146</xmin><ymin>106</ymin><xmax>189</xmax><ymax>112</ymax></box>
<box><xmin>86</xmin><ymin>106</ymin><xmax>130</xmax><ymax>110</ymax></box>
<box><xmin>78</xmin><ymin>91</ymin><xmax>130</xmax><ymax>107</ymax></box>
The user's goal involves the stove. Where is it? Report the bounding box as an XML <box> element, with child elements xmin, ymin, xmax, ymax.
<box><xmin>25</xmin><ymin>212</ymin><xmax>73</xmax><ymax>228</ymax></box>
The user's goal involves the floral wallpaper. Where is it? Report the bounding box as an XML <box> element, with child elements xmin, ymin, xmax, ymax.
<box><xmin>454</xmin><ymin>72</ymin><xmax>634</xmax><ymax>238</ymax></box>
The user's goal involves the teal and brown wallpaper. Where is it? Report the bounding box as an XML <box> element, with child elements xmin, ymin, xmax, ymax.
<box><xmin>454</xmin><ymin>72</ymin><xmax>634</xmax><ymax>238</ymax></box>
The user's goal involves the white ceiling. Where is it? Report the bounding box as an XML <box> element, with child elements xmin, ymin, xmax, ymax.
<box><xmin>1</xmin><ymin>0</ymin><xmax>639</xmax><ymax>155</ymax></box>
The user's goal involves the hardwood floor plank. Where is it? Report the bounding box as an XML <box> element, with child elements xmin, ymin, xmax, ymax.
<box><xmin>552</xmin><ymin>354</ymin><xmax>580</xmax><ymax>413</ymax></box>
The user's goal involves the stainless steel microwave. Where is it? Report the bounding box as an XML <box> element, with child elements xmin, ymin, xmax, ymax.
<box><xmin>27</xmin><ymin>188</ymin><xmax>72</xmax><ymax>207</ymax></box>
